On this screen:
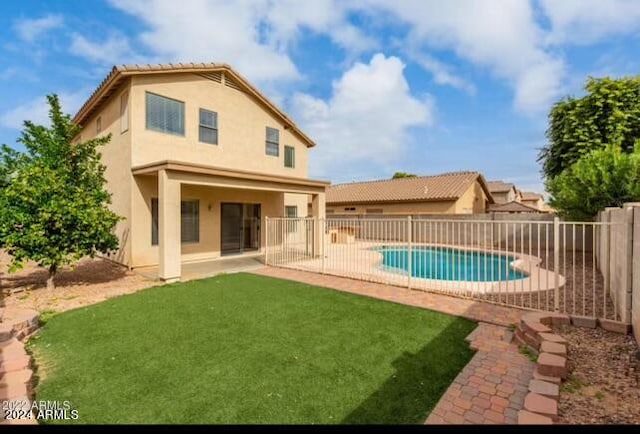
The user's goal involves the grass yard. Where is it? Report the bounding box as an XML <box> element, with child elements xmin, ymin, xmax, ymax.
<box><xmin>29</xmin><ymin>273</ymin><xmax>476</xmax><ymax>424</ymax></box>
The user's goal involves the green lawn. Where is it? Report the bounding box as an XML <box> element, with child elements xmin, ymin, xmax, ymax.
<box><xmin>29</xmin><ymin>273</ymin><xmax>476</xmax><ymax>424</ymax></box>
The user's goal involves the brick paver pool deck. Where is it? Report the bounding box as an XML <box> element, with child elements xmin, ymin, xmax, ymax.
<box><xmin>252</xmin><ymin>267</ymin><xmax>536</xmax><ymax>425</ymax></box>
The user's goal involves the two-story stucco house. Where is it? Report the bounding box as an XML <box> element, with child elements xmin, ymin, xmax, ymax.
<box><xmin>74</xmin><ymin>63</ymin><xmax>328</xmax><ymax>282</ymax></box>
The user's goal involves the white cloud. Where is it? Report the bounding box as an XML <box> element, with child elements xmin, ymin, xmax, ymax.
<box><xmin>264</xmin><ymin>0</ymin><xmax>376</xmax><ymax>53</ymax></box>
<box><xmin>362</xmin><ymin>0</ymin><xmax>565</xmax><ymax>113</ymax></box>
<box><xmin>0</xmin><ymin>91</ymin><xmax>87</xmax><ymax>130</ymax></box>
<box><xmin>69</xmin><ymin>33</ymin><xmax>145</xmax><ymax>65</ymax></box>
<box><xmin>540</xmin><ymin>0</ymin><xmax>640</xmax><ymax>45</ymax></box>
<box><xmin>14</xmin><ymin>14</ymin><xmax>64</xmax><ymax>43</ymax></box>
<box><xmin>408</xmin><ymin>51</ymin><xmax>475</xmax><ymax>94</ymax></box>
<box><xmin>108</xmin><ymin>0</ymin><xmax>299</xmax><ymax>83</ymax></box>
<box><xmin>292</xmin><ymin>53</ymin><xmax>433</xmax><ymax>177</ymax></box>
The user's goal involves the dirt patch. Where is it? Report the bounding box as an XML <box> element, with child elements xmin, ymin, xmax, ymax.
<box><xmin>555</xmin><ymin>324</ymin><xmax>640</xmax><ymax>424</ymax></box>
<box><xmin>1</xmin><ymin>253</ymin><xmax>156</xmax><ymax>313</ymax></box>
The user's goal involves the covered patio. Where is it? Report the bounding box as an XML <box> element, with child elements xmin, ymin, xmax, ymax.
<box><xmin>131</xmin><ymin>160</ymin><xmax>328</xmax><ymax>281</ymax></box>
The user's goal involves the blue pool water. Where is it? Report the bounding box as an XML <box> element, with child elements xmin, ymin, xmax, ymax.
<box><xmin>379</xmin><ymin>246</ymin><xmax>526</xmax><ymax>282</ymax></box>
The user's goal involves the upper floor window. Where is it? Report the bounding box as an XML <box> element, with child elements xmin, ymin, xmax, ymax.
<box><xmin>265</xmin><ymin>127</ymin><xmax>279</xmax><ymax>156</ymax></box>
<box><xmin>96</xmin><ymin>116</ymin><xmax>102</xmax><ymax>134</ymax></box>
<box><xmin>146</xmin><ymin>92</ymin><xmax>185</xmax><ymax>136</ymax></box>
<box><xmin>199</xmin><ymin>108</ymin><xmax>218</xmax><ymax>145</ymax></box>
<box><xmin>120</xmin><ymin>92</ymin><xmax>129</xmax><ymax>133</ymax></box>
<box><xmin>284</xmin><ymin>145</ymin><xmax>295</xmax><ymax>168</ymax></box>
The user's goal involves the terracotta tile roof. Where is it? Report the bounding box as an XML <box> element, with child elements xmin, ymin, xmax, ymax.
<box><xmin>488</xmin><ymin>201</ymin><xmax>540</xmax><ymax>213</ymax></box>
<box><xmin>326</xmin><ymin>171</ymin><xmax>493</xmax><ymax>204</ymax></box>
<box><xmin>72</xmin><ymin>62</ymin><xmax>315</xmax><ymax>147</ymax></box>
<box><xmin>487</xmin><ymin>180</ymin><xmax>515</xmax><ymax>193</ymax></box>
<box><xmin>521</xmin><ymin>191</ymin><xmax>543</xmax><ymax>201</ymax></box>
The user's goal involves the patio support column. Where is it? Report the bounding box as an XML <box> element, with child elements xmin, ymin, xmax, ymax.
<box><xmin>311</xmin><ymin>192</ymin><xmax>326</xmax><ymax>257</ymax></box>
<box><xmin>159</xmin><ymin>169</ymin><xmax>181</xmax><ymax>282</ymax></box>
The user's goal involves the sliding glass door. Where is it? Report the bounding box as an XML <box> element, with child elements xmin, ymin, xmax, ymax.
<box><xmin>220</xmin><ymin>203</ymin><xmax>261</xmax><ymax>255</ymax></box>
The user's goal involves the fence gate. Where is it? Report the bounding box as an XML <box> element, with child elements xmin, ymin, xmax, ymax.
<box><xmin>266</xmin><ymin>216</ymin><xmax>627</xmax><ymax>322</ymax></box>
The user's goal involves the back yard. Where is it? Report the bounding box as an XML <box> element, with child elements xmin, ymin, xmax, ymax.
<box><xmin>28</xmin><ymin>273</ymin><xmax>476</xmax><ymax>424</ymax></box>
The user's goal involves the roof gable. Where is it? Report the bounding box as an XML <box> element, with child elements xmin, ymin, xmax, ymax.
<box><xmin>73</xmin><ymin>63</ymin><xmax>315</xmax><ymax>148</ymax></box>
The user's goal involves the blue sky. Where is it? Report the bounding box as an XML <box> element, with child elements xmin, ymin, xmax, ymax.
<box><xmin>1</xmin><ymin>1</ymin><xmax>639</xmax><ymax>195</ymax></box>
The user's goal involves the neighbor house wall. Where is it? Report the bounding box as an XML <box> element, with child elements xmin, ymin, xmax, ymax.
<box><xmin>129</xmin><ymin>73</ymin><xmax>309</xmax><ymax>178</ymax></box>
<box><xmin>455</xmin><ymin>181</ymin><xmax>489</xmax><ymax>214</ymax></box>
<box><xmin>326</xmin><ymin>200</ymin><xmax>457</xmax><ymax>216</ymax></box>
<box><xmin>79</xmin><ymin>81</ymin><xmax>133</xmax><ymax>266</ymax></box>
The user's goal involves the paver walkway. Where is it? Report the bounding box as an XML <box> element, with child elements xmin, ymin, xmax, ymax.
<box><xmin>252</xmin><ymin>267</ymin><xmax>536</xmax><ymax>425</ymax></box>
<box><xmin>425</xmin><ymin>323</ymin><xmax>535</xmax><ymax>424</ymax></box>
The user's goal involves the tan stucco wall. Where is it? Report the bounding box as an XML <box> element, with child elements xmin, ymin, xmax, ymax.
<box><xmin>131</xmin><ymin>175</ymin><xmax>286</xmax><ymax>267</ymax></box>
<box><xmin>327</xmin><ymin>200</ymin><xmax>457</xmax><ymax>215</ymax></box>
<box><xmin>491</xmin><ymin>188</ymin><xmax>517</xmax><ymax>204</ymax></box>
<box><xmin>283</xmin><ymin>193</ymin><xmax>309</xmax><ymax>217</ymax></box>
<box><xmin>522</xmin><ymin>198</ymin><xmax>543</xmax><ymax>210</ymax></box>
<box><xmin>129</xmin><ymin>73</ymin><xmax>309</xmax><ymax>178</ymax></box>
<box><xmin>80</xmin><ymin>82</ymin><xmax>133</xmax><ymax>265</ymax></box>
<box><xmin>455</xmin><ymin>181</ymin><xmax>489</xmax><ymax>214</ymax></box>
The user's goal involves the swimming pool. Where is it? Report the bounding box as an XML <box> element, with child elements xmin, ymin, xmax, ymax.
<box><xmin>378</xmin><ymin>246</ymin><xmax>526</xmax><ymax>282</ymax></box>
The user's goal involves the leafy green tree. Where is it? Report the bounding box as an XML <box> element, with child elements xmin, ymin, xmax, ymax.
<box><xmin>547</xmin><ymin>144</ymin><xmax>640</xmax><ymax>220</ymax></box>
<box><xmin>0</xmin><ymin>95</ymin><xmax>121</xmax><ymax>289</ymax></box>
<box><xmin>392</xmin><ymin>172</ymin><xmax>417</xmax><ymax>179</ymax></box>
<box><xmin>539</xmin><ymin>76</ymin><xmax>640</xmax><ymax>179</ymax></box>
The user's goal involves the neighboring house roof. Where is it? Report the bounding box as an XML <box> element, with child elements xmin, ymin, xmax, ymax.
<box><xmin>73</xmin><ymin>63</ymin><xmax>316</xmax><ymax>147</ymax></box>
<box><xmin>488</xmin><ymin>201</ymin><xmax>540</xmax><ymax>213</ymax></box>
<box><xmin>487</xmin><ymin>180</ymin><xmax>515</xmax><ymax>193</ymax></box>
<box><xmin>521</xmin><ymin>191</ymin><xmax>543</xmax><ymax>201</ymax></box>
<box><xmin>326</xmin><ymin>171</ymin><xmax>494</xmax><ymax>205</ymax></box>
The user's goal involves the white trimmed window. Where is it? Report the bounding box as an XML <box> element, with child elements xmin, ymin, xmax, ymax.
<box><xmin>265</xmin><ymin>127</ymin><xmax>279</xmax><ymax>156</ymax></box>
<box><xmin>285</xmin><ymin>206</ymin><xmax>298</xmax><ymax>218</ymax></box>
<box><xmin>146</xmin><ymin>92</ymin><xmax>185</xmax><ymax>136</ymax></box>
<box><xmin>199</xmin><ymin>108</ymin><xmax>218</xmax><ymax>145</ymax></box>
<box><xmin>284</xmin><ymin>145</ymin><xmax>295</xmax><ymax>168</ymax></box>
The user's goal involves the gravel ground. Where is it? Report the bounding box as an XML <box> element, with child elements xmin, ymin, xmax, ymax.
<box><xmin>1</xmin><ymin>252</ymin><xmax>155</xmax><ymax>313</ymax></box>
<box><xmin>555</xmin><ymin>324</ymin><xmax>640</xmax><ymax>424</ymax></box>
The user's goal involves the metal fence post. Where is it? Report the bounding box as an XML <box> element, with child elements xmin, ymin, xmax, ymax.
<box><xmin>407</xmin><ymin>216</ymin><xmax>412</xmax><ymax>290</ymax></box>
<box><xmin>321</xmin><ymin>218</ymin><xmax>326</xmax><ymax>274</ymax></box>
<box><xmin>265</xmin><ymin>216</ymin><xmax>269</xmax><ymax>266</ymax></box>
<box><xmin>553</xmin><ymin>216</ymin><xmax>560</xmax><ymax>312</ymax></box>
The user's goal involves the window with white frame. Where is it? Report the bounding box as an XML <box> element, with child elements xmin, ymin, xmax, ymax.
<box><xmin>285</xmin><ymin>206</ymin><xmax>298</xmax><ymax>218</ymax></box>
<box><xmin>199</xmin><ymin>108</ymin><xmax>218</xmax><ymax>144</ymax></box>
<box><xmin>265</xmin><ymin>127</ymin><xmax>279</xmax><ymax>156</ymax></box>
<box><xmin>145</xmin><ymin>92</ymin><xmax>185</xmax><ymax>136</ymax></box>
<box><xmin>284</xmin><ymin>145</ymin><xmax>295</xmax><ymax>168</ymax></box>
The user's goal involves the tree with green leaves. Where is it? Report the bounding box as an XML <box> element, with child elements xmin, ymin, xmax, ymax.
<box><xmin>547</xmin><ymin>144</ymin><xmax>640</xmax><ymax>220</ymax></box>
<box><xmin>0</xmin><ymin>95</ymin><xmax>121</xmax><ymax>289</ymax></box>
<box><xmin>538</xmin><ymin>76</ymin><xmax>640</xmax><ymax>180</ymax></box>
<box><xmin>392</xmin><ymin>172</ymin><xmax>417</xmax><ymax>179</ymax></box>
